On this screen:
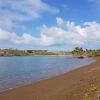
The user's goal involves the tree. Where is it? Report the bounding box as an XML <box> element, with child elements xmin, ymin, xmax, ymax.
<box><xmin>72</xmin><ymin>47</ymin><xmax>84</xmax><ymax>56</ymax></box>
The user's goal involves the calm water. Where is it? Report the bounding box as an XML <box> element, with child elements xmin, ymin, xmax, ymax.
<box><xmin>0</xmin><ymin>56</ymin><xmax>94</xmax><ymax>92</ymax></box>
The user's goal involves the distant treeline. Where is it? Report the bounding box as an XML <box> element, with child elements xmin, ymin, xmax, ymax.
<box><xmin>0</xmin><ymin>48</ymin><xmax>100</xmax><ymax>57</ymax></box>
<box><xmin>72</xmin><ymin>47</ymin><xmax>100</xmax><ymax>58</ymax></box>
<box><xmin>0</xmin><ymin>49</ymin><xmax>70</xmax><ymax>56</ymax></box>
<box><xmin>0</xmin><ymin>49</ymin><xmax>28</xmax><ymax>56</ymax></box>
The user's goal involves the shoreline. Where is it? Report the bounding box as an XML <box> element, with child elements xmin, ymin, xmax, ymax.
<box><xmin>0</xmin><ymin>54</ymin><xmax>73</xmax><ymax>57</ymax></box>
<box><xmin>0</xmin><ymin>57</ymin><xmax>100</xmax><ymax>100</ymax></box>
<box><xmin>0</xmin><ymin>57</ymin><xmax>94</xmax><ymax>93</ymax></box>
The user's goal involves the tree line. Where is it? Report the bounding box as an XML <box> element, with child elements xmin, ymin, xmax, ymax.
<box><xmin>72</xmin><ymin>47</ymin><xmax>100</xmax><ymax>58</ymax></box>
<box><xmin>0</xmin><ymin>48</ymin><xmax>100</xmax><ymax>57</ymax></box>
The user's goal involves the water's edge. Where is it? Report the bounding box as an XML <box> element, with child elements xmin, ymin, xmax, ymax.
<box><xmin>0</xmin><ymin>56</ymin><xmax>95</xmax><ymax>93</ymax></box>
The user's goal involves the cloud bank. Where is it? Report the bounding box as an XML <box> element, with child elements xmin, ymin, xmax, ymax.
<box><xmin>0</xmin><ymin>28</ymin><xmax>38</xmax><ymax>45</ymax></box>
<box><xmin>0</xmin><ymin>0</ymin><xmax>59</xmax><ymax>30</ymax></box>
<box><xmin>40</xmin><ymin>18</ymin><xmax>100</xmax><ymax>47</ymax></box>
<box><xmin>0</xmin><ymin>17</ymin><xmax>100</xmax><ymax>48</ymax></box>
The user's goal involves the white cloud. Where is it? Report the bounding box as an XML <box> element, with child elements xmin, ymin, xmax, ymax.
<box><xmin>0</xmin><ymin>29</ymin><xmax>11</xmax><ymax>41</ymax></box>
<box><xmin>40</xmin><ymin>24</ymin><xmax>86</xmax><ymax>46</ymax></box>
<box><xmin>11</xmin><ymin>33</ymin><xmax>38</xmax><ymax>45</ymax></box>
<box><xmin>0</xmin><ymin>17</ymin><xmax>100</xmax><ymax>48</ymax></box>
<box><xmin>39</xmin><ymin>17</ymin><xmax>100</xmax><ymax>47</ymax></box>
<box><xmin>84</xmin><ymin>22</ymin><xmax>100</xmax><ymax>41</ymax></box>
<box><xmin>56</xmin><ymin>17</ymin><xmax>64</xmax><ymax>25</ymax></box>
<box><xmin>40</xmin><ymin>26</ymin><xmax>67</xmax><ymax>46</ymax></box>
<box><xmin>0</xmin><ymin>28</ymin><xmax>37</xmax><ymax>45</ymax></box>
<box><xmin>0</xmin><ymin>0</ymin><xmax>59</xmax><ymax>30</ymax></box>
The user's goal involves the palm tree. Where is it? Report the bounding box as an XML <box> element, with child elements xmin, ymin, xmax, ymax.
<box><xmin>72</xmin><ymin>47</ymin><xmax>84</xmax><ymax>56</ymax></box>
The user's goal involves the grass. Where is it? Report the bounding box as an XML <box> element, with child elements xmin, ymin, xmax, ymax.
<box><xmin>83</xmin><ymin>81</ymin><xmax>100</xmax><ymax>100</ymax></box>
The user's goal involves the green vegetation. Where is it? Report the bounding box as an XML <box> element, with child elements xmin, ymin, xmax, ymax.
<box><xmin>0</xmin><ymin>49</ymin><xmax>28</xmax><ymax>56</ymax></box>
<box><xmin>72</xmin><ymin>47</ymin><xmax>84</xmax><ymax>56</ymax></box>
<box><xmin>0</xmin><ymin>49</ymin><xmax>70</xmax><ymax>56</ymax></box>
<box><xmin>72</xmin><ymin>47</ymin><xmax>100</xmax><ymax>58</ymax></box>
<box><xmin>27</xmin><ymin>50</ymin><xmax>33</xmax><ymax>53</ymax></box>
<box><xmin>83</xmin><ymin>80</ymin><xmax>100</xmax><ymax>100</ymax></box>
<box><xmin>0</xmin><ymin>47</ymin><xmax>100</xmax><ymax>57</ymax></box>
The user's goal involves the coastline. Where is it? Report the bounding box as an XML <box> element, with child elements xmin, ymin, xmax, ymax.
<box><xmin>0</xmin><ymin>54</ymin><xmax>73</xmax><ymax>57</ymax></box>
<box><xmin>0</xmin><ymin>57</ymin><xmax>100</xmax><ymax>100</ymax></box>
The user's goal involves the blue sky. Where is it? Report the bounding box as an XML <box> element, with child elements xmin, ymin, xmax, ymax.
<box><xmin>0</xmin><ymin>0</ymin><xmax>100</xmax><ymax>50</ymax></box>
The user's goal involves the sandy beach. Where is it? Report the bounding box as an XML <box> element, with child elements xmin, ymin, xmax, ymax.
<box><xmin>0</xmin><ymin>57</ymin><xmax>100</xmax><ymax>100</ymax></box>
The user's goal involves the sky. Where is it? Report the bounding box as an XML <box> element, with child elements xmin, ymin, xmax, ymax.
<box><xmin>0</xmin><ymin>0</ymin><xmax>100</xmax><ymax>50</ymax></box>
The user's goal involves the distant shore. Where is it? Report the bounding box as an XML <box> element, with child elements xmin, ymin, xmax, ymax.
<box><xmin>0</xmin><ymin>57</ymin><xmax>100</xmax><ymax>100</ymax></box>
<box><xmin>0</xmin><ymin>54</ymin><xmax>73</xmax><ymax>57</ymax></box>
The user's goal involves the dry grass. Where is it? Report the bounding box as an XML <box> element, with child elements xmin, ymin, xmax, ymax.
<box><xmin>83</xmin><ymin>80</ymin><xmax>100</xmax><ymax>100</ymax></box>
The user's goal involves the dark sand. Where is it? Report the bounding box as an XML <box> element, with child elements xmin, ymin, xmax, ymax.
<box><xmin>0</xmin><ymin>57</ymin><xmax>100</xmax><ymax>100</ymax></box>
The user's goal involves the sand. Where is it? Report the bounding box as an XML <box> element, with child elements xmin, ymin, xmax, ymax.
<box><xmin>0</xmin><ymin>57</ymin><xmax>100</xmax><ymax>100</ymax></box>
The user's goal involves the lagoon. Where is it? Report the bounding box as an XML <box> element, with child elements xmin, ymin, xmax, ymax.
<box><xmin>0</xmin><ymin>56</ymin><xmax>94</xmax><ymax>92</ymax></box>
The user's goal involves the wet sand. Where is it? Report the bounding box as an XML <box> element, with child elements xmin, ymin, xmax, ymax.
<box><xmin>0</xmin><ymin>57</ymin><xmax>100</xmax><ymax>100</ymax></box>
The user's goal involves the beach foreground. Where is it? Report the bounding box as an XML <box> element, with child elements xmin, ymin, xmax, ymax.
<box><xmin>0</xmin><ymin>57</ymin><xmax>100</xmax><ymax>100</ymax></box>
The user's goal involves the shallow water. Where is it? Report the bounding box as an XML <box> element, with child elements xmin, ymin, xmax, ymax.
<box><xmin>0</xmin><ymin>56</ymin><xmax>94</xmax><ymax>92</ymax></box>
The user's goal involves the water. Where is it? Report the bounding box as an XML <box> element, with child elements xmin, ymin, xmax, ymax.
<box><xmin>0</xmin><ymin>56</ymin><xmax>94</xmax><ymax>92</ymax></box>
